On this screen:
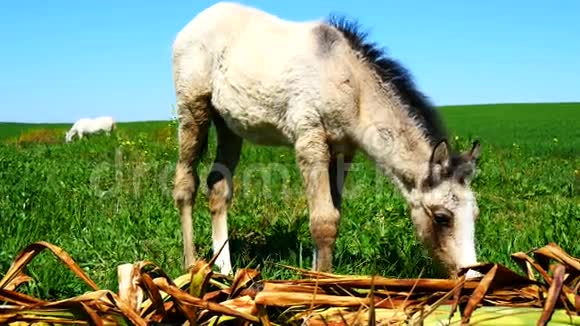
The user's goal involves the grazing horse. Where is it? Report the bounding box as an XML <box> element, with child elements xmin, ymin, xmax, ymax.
<box><xmin>171</xmin><ymin>2</ymin><xmax>483</xmax><ymax>278</ymax></box>
<box><xmin>65</xmin><ymin>116</ymin><xmax>116</xmax><ymax>142</ymax></box>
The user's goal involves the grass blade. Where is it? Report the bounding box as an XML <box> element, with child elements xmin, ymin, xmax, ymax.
<box><xmin>538</xmin><ymin>264</ymin><xmax>566</xmax><ymax>326</ymax></box>
<box><xmin>0</xmin><ymin>241</ymin><xmax>99</xmax><ymax>291</ymax></box>
<box><xmin>462</xmin><ymin>264</ymin><xmax>498</xmax><ymax>324</ymax></box>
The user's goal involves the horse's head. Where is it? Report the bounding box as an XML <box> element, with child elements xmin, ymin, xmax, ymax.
<box><xmin>64</xmin><ymin>129</ymin><xmax>74</xmax><ymax>143</ymax></box>
<box><xmin>409</xmin><ymin>139</ymin><xmax>482</xmax><ymax>277</ymax></box>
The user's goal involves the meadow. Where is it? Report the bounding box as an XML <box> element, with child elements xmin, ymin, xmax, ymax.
<box><xmin>0</xmin><ymin>102</ymin><xmax>578</xmax><ymax>300</ymax></box>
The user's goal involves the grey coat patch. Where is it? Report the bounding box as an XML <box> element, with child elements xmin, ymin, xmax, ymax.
<box><xmin>313</xmin><ymin>24</ymin><xmax>341</xmax><ymax>56</ymax></box>
<box><xmin>324</xmin><ymin>14</ymin><xmax>448</xmax><ymax>145</ymax></box>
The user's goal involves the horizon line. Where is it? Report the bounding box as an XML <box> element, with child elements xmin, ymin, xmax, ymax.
<box><xmin>1</xmin><ymin>101</ymin><xmax>578</xmax><ymax>125</ymax></box>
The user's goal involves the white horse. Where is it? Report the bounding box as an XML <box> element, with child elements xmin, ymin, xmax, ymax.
<box><xmin>65</xmin><ymin>116</ymin><xmax>116</xmax><ymax>142</ymax></box>
<box><xmin>172</xmin><ymin>2</ymin><xmax>483</xmax><ymax>278</ymax></box>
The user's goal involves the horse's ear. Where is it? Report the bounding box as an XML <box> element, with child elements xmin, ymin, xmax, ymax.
<box><xmin>430</xmin><ymin>139</ymin><xmax>450</xmax><ymax>167</ymax></box>
<box><xmin>428</xmin><ymin>139</ymin><xmax>451</xmax><ymax>184</ymax></box>
<box><xmin>468</xmin><ymin>140</ymin><xmax>481</xmax><ymax>162</ymax></box>
<box><xmin>454</xmin><ymin>140</ymin><xmax>481</xmax><ymax>184</ymax></box>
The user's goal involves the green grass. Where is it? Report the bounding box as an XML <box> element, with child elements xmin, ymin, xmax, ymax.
<box><xmin>0</xmin><ymin>102</ymin><xmax>579</xmax><ymax>300</ymax></box>
<box><xmin>0</xmin><ymin>122</ymin><xmax>71</xmax><ymax>140</ymax></box>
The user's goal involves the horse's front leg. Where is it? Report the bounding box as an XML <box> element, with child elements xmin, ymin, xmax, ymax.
<box><xmin>295</xmin><ymin>130</ymin><xmax>340</xmax><ymax>272</ymax></box>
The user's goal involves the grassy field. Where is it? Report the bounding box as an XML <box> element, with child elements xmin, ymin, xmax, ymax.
<box><xmin>0</xmin><ymin>102</ymin><xmax>579</xmax><ymax>300</ymax></box>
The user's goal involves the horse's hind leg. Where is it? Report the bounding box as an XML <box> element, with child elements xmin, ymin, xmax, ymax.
<box><xmin>329</xmin><ymin>152</ymin><xmax>354</xmax><ymax>211</ymax></box>
<box><xmin>295</xmin><ymin>129</ymin><xmax>340</xmax><ymax>272</ymax></box>
<box><xmin>207</xmin><ymin>114</ymin><xmax>242</xmax><ymax>275</ymax></box>
<box><xmin>173</xmin><ymin>95</ymin><xmax>211</xmax><ymax>270</ymax></box>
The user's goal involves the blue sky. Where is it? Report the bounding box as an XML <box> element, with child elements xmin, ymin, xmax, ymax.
<box><xmin>0</xmin><ymin>1</ymin><xmax>578</xmax><ymax>123</ymax></box>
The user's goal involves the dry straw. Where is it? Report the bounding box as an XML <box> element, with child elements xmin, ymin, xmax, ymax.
<box><xmin>1</xmin><ymin>241</ymin><xmax>579</xmax><ymax>325</ymax></box>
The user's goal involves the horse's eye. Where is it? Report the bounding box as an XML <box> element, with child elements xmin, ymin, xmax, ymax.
<box><xmin>433</xmin><ymin>212</ymin><xmax>452</xmax><ymax>227</ymax></box>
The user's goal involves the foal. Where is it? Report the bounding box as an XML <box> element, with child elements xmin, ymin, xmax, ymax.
<box><xmin>171</xmin><ymin>2</ymin><xmax>482</xmax><ymax>278</ymax></box>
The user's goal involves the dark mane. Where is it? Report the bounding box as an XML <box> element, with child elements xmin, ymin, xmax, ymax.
<box><xmin>324</xmin><ymin>15</ymin><xmax>448</xmax><ymax>145</ymax></box>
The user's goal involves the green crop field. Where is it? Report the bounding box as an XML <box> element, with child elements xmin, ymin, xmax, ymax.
<box><xmin>0</xmin><ymin>102</ymin><xmax>579</xmax><ymax>300</ymax></box>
